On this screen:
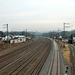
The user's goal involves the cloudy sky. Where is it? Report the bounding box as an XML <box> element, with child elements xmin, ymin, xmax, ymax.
<box><xmin>0</xmin><ymin>0</ymin><xmax>75</xmax><ymax>32</ymax></box>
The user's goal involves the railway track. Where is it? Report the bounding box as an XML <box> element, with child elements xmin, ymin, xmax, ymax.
<box><xmin>0</xmin><ymin>39</ymin><xmax>41</xmax><ymax>69</ymax></box>
<box><xmin>0</xmin><ymin>38</ymin><xmax>51</xmax><ymax>75</ymax></box>
<box><xmin>48</xmin><ymin>41</ymin><xmax>60</xmax><ymax>75</ymax></box>
<box><xmin>25</xmin><ymin>45</ymin><xmax>50</xmax><ymax>75</ymax></box>
<box><xmin>69</xmin><ymin>45</ymin><xmax>75</xmax><ymax>75</ymax></box>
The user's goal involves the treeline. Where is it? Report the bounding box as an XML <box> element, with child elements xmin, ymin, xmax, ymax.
<box><xmin>42</xmin><ymin>30</ymin><xmax>75</xmax><ymax>38</ymax></box>
<box><xmin>4</xmin><ymin>31</ymin><xmax>35</xmax><ymax>38</ymax></box>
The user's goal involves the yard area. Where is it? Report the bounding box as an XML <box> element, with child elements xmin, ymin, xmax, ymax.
<box><xmin>0</xmin><ymin>38</ymin><xmax>37</xmax><ymax>56</ymax></box>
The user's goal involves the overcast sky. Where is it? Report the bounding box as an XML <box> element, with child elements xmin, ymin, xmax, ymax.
<box><xmin>0</xmin><ymin>0</ymin><xmax>75</xmax><ymax>32</ymax></box>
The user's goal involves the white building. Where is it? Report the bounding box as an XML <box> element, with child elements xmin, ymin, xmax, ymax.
<box><xmin>10</xmin><ymin>35</ymin><xmax>26</xmax><ymax>43</ymax></box>
<box><xmin>2</xmin><ymin>36</ymin><xmax>11</xmax><ymax>41</ymax></box>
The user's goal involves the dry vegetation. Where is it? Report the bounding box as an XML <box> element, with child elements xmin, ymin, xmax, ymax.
<box><xmin>56</xmin><ymin>40</ymin><xmax>70</xmax><ymax>64</ymax></box>
<box><xmin>0</xmin><ymin>43</ymin><xmax>22</xmax><ymax>51</ymax></box>
<box><xmin>0</xmin><ymin>39</ymin><xmax>34</xmax><ymax>51</ymax></box>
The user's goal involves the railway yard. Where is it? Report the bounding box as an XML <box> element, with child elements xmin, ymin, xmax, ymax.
<box><xmin>0</xmin><ymin>0</ymin><xmax>75</xmax><ymax>75</ymax></box>
<box><xmin>0</xmin><ymin>37</ymin><xmax>74</xmax><ymax>75</ymax></box>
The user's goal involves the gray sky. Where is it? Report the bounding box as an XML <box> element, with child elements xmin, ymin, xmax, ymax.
<box><xmin>0</xmin><ymin>0</ymin><xmax>75</xmax><ymax>32</ymax></box>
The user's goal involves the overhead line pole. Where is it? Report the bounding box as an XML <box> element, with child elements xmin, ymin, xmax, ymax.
<box><xmin>3</xmin><ymin>24</ymin><xmax>8</xmax><ymax>42</ymax></box>
<box><xmin>63</xmin><ymin>23</ymin><xmax>70</xmax><ymax>47</ymax></box>
<box><xmin>25</xmin><ymin>29</ymin><xmax>27</xmax><ymax>41</ymax></box>
<box><xmin>64</xmin><ymin>23</ymin><xmax>65</xmax><ymax>41</ymax></box>
<box><xmin>7</xmin><ymin>24</ymin><xmax>8</xmax><ymax>42</ymax></box>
